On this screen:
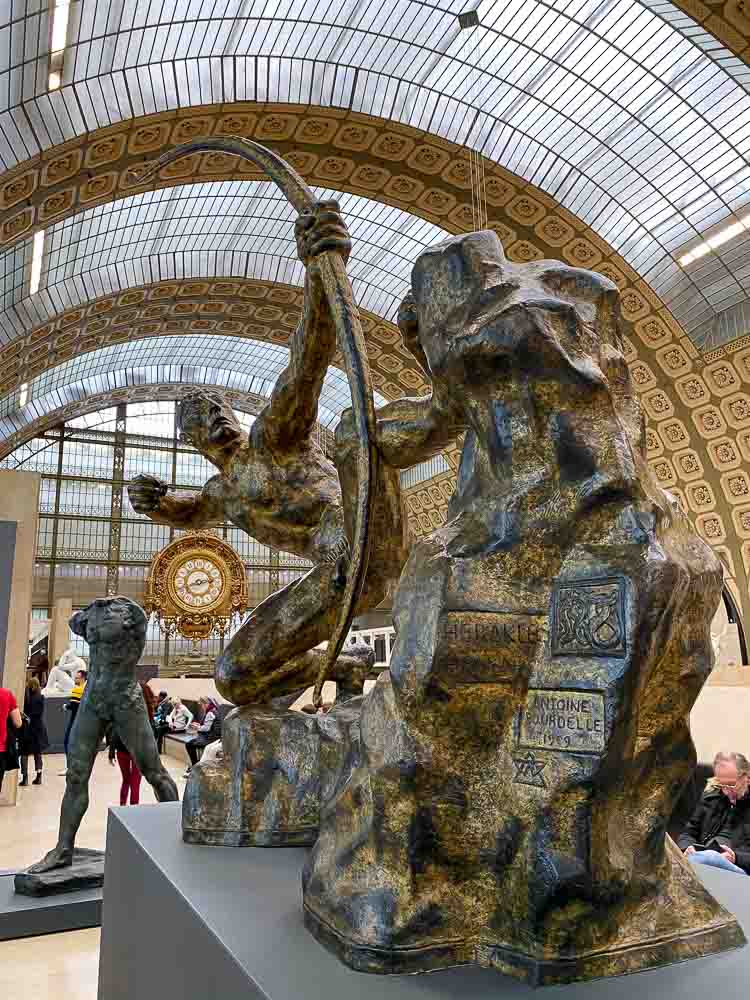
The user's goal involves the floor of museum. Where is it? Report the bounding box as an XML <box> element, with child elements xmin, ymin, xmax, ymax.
<box><xmin>0</xmin><ymin>753</ymin><xmax>188</xmax><ymax>1000</ymax></box>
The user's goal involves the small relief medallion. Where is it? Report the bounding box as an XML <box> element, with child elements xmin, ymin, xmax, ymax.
<box><xmin>512</xmin><ymin>752</ymin><xmax>547</xmax><ymax>788</ymax></box>
<box><xmin>552</xmin><ymin>578</ymin><xmax>626</xmax><ymax>658</ymax></box>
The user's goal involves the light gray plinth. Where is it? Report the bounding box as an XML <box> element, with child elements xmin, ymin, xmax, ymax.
<box><xmin>43</xmin><ymin>695</ymin><xmax>70</xmax><ymax>754</ymax></box>
<box><xmin>0</xmin><ymin>874</ymin><xmax>101</xmax><ymax>941</ymax></box>
<box><xmin>98</xmin><ymin>803</ymin><xmax>750</xmax><ymax>1000</ymax></box>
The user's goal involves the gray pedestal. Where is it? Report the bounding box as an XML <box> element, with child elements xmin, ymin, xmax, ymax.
<box><xmin>0</xmin><ymin>874</ymin><xmax>101</xmax><ymax>941</ymax></box>
<box><xmin>43</xmin><ymin>695</ymin><xmax>69</xmax><ymax>754</ymax></box>
<box><xmin>99</xmin><ymin>803</ymin><xmax>750</xmax><ymax>1000</ymax></box>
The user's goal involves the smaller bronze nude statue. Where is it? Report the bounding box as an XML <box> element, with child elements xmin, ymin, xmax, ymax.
<box><xmin>26</xmin><ymin>597</ymin><xmax>178</xmax><ymax>875</ymax></box>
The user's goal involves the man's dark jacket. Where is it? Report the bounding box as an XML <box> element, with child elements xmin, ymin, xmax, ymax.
<box><xmin>678</xmin><ymin>785</ymin><xmax>750</xmax><ymax>873</ymax></box>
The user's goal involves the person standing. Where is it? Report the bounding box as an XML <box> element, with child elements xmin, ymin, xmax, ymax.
<box><xmin>0</xmin><ymin>686</ymin><xmax>23</xmax><ymax>793</ymax></box>
<box><xmin>19</xmin><ymin>677</ymin><xmax>48</xmax><ymax>786</ymax></box>
<box><xmin>679</xmin><ymin>751</ymin><xmax>750</xmax><ymax>875</ymax></box>
<box><xmin>59</xmin><ymin>669</ymin><xmax>87</xmax><ymax>777</ymax></box>
<box><xmin>108</xmin><ymin>685</ymin><xmax>157</xmax><ymax>806</ymax></box>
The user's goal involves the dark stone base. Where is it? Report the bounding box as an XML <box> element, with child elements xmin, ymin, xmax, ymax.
<box><xmin>0</xmin><ymin>873</ymin><xmax>101</xmax><ymax>941</ymax></box>
<box><xmin>100</xmin><ymin>802</ymin><xmax>750</xmax><ymax>999</ymax></box>
<box><xmin>14</xmin><ymin>848</ymin><xmax>105</xmax><ymax>897</ymax></box>
<box><xmin>304</xmin><ymin>903</ymin><xmax>745</xmax><ymax>985</ymax></box>
<box><xmin>181</xmin><ymin>699</ymin><xmax>362</xmax><ymax>848</ymax></box>
<box><xmin>183</xmin><ymin>826</ymin><xmax>318</xmax><ymax>847</ymax></box>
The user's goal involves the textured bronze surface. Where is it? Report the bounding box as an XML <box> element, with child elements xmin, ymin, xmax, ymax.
<box><xmin>128</xmin><ymin>192</ymin><xmax>408</xmax><ymax>712</ymax></box>
<box><xmin>127</xmin><ymin>178</ymin><xmax>407</xmax><ymax>845</ymax></box>
<box><xmin>302</xmin><ymin>230</ymin><xmax>746</xmax><ymax>984</ymax></box>
<box><xmin>132</xmin><ymin>136</ymin><xmax>378</xmax><ymax>701</ymax></box>
<box><xmin>182</xmin><ymin>695</ymin><xmax>364</xmax><ymax>848</ymax></box>
<box><xmin>14</xmin><ymin>849</ymin><xmax>104</xmax><ymax>897</ymax></box>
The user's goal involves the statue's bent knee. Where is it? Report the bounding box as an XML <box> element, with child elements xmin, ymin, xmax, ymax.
<box><xmin>215</xmin><ymin>650</ymin><xmax>255</xmax><ymax>705</ymax></box>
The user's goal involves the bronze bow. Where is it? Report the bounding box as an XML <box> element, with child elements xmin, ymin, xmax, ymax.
<box><xmin>130</xmin><ymin>138</ymin><xmax>376</xmax><ymax>706</ymax></box>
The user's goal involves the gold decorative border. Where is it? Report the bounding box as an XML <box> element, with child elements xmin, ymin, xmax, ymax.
<box><xmin>0</xmin><ymin>278</ymin><xmax>428</xmax><ymax>404</ymax></box>
<box><xmin>145</xmin><ymin>530</ymin><xmax>249</xmax><ymax>638</ymax></box>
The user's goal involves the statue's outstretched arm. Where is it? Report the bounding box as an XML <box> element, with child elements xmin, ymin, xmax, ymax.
<box><xmin>127</xmin><ymin>474</ymin><xmax>223</xmax><ymax>528</ymax></box>
<box><xmin>261</xmin><ymin>203</ymin><xmax>350</xmax><ymax>448</ymax></box>
<box><xmin>338</xmin><ymin>386</ymin><xmax>465</xmax><ymax>472</ymax></box>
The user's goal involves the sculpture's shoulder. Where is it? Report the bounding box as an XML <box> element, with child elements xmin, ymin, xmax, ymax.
<box><xmin>204</xmin><ymin>472</ymin><xmax>228</xmax><ymax>499</ymax></box>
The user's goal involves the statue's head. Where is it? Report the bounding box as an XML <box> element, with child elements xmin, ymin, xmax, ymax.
<box><xmin>407</xmin><ymin>230</ymin><xmax>625</xmax><ymax>389</ymax></box>
<box><xmin>404</xmin><ymin>230</ymin><xmax>644</xmax><ymax>488</ymax></box>
<box><xmin>70</xmin><ymin>597</ymin><xmax>148</xmax><ymax>659</ymax></box>
<box><xmin>176</xmin><ymin>390</ymin><xmax>243</xmax><ymax>465</ymax></box>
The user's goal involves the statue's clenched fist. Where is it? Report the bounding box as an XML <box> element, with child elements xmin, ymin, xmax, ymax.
<box><xmin>295</xmin><ymin>200</ymin><xmax>351</xmax><ymax>265</ymax></box>
<box><xmin>128</xmin><ymin>473</ymin><xmax>168</xmax><ymax>513</ymax></box>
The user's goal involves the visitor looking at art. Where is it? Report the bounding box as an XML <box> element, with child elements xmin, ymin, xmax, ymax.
<box><xmin>19</xmin><ymin>677</ymin><xmax>48</xmax><ymax>786</ymax></box>
<box><xmin>152</xmin><ymin>691</ymin><xmax>173</xmax><ymax>753</ymax></box>
<box><xmin>108</xmin><ymin>683</ymin><xmax>158</xmax><ymax>806</ymax></box>
<box><xmin>679</xmin><ymin>751</ymin><xmax>750</xmax><ymax>876</ymax></box>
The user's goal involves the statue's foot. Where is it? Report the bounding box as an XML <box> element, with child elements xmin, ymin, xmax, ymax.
<box><xmin>331</xmin><ymin>641</ymin><xmax>377</xmax><ymax>701</ymax></box>
<box><xmin>27</xmin><ymin>846</ymin><xmax>74</xmax><ymax>874</ymax></box>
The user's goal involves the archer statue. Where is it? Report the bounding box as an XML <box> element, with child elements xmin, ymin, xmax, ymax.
<box><xmin>128</xmin><ymin>198</ymin><xmax>411</xmax><ymax>706</ymax></box>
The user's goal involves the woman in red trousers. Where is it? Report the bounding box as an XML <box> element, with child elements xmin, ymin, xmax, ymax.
<box><xmin>108</xmin><ymin>683</ymin><xmax>157</xmax><ymax>805</ymax></box>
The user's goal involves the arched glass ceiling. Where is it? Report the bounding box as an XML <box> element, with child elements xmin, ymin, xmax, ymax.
<box><xmin>0</xmin><ymin>182</ymin><xmax>446</xmax><ymax>342</ymax></box>
<box><xmin>3</xmin><ymin>1</ymin><xmax>750</xmax><ymax>342</ymax></box>
<box><xmin>0</xmin><ymin>335</ymin><xmax>387</xmax><ymax>438</ymax></box>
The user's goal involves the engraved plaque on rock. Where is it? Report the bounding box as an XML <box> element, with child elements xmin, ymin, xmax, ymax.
<box><xmin>520</xmin><ymin>689</ymin><xmax>606</xmax><ymax>753</ymax></box>
<box><xmin>434</xmin><ymin>610</ymin><xmax>545</xmax><ymax>684</ymax></box>
<box><xmin>552</xmin><ymin>578</ymin><xmax>626</xmax><ymax>658</ymax></box>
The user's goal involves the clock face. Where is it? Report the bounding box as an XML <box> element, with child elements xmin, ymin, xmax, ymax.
<box><xmin>170</xmin><ymin>555</ymin><xmax>226</xmax><ymax>612</ymax></box>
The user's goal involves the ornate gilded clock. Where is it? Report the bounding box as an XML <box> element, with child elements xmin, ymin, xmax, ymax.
<box><xmin>144</xmin><ymin>530</ymin><xmax>249</xmax><ymax>645</ymax></box>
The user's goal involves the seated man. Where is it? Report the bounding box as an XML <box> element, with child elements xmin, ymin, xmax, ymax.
<box><xmin>678</xmin><ymin>751</ymin><xmax>750</xmax><ymax>875</ymax></box>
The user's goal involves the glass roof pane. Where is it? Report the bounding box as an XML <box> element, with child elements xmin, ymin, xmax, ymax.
<box><xmin>0</xmin><ymin>334</ymin><xmax>387</xmax><ymax>437</ymax></box>
<box><xmin>0</xmin><ymin>181</ymin><xmax>447</xmax><ymax>344</ymax></box>
<box><xmin>0</xmin><ymin>0</ymin><xmax>748</xmax><ymax>345</ymax></box>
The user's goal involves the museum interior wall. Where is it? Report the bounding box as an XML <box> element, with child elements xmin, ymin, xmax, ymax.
<box><xmin>0</xmin><ymin>469</ymin><xmax>39</xmax><ymax>806</ymax></box>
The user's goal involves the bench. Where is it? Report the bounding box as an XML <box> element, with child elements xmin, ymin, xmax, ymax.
<box><xmin>163</xmin><ymin>730</ymin><xmax>194</xmax><ymax>765</ymax></box>
<box><xmin>161</xmin><ymin>701</ymin><xmax>233</xmax><ymax>765</ymax></box>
